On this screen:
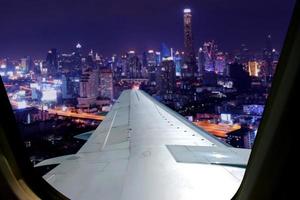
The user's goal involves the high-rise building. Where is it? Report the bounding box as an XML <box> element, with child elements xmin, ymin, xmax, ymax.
<box><xmin>20</xmin><ymin>57</ymin><xmax>31</xmax><ymax>72</ymax></box>
<box><xmin>146</xmin><ymin>50</ymin><xmax>157</xmax><ymax>66</ymax></box>
<box><xmin>161</xmin><ymin>43</ymin><xmax>171</xmax><ymax>59</ymax></box>
<box><xmin>86</xmin><ymin>50</ymin><xmax>96</xmax><ymax>69</ymax></box>
<box><xmin>79</xmin><ymin>68</ymin><xmax>99</xmax><ymax>98</ymax></box>
<box><xmin>100</xmin><ymin>69</ymin><xmax>113</xmax><ymax>100</ymax></box>
<box><xmin>215</xmin><ymin>52</ymin><xmax>226</xmax><ymax>75</ymax></box>
<box><xmin>78</xmin><ymin>68</ymin><xmax>99</xmax><ymax>107</ymax></box>
<box><xmin>248</xmin><ymin>61</ymin><xmax>259</xmax><ymax>77</ymax></box>
<box><xmin>147</xmin><ymin>50</ymin><xmax>158</xmax><ymax>85</ymax></box>
<box><xmin>73</xmin><ymin>43</ymin><xmax>83</xmax><ymax>71</ymax></box>
<box><xmin>262</xmin><ymin>35</ymin><xmax>275</xmax><ymax>77</ymax></box>
<box><xmin>111</xmin><ymin>55</ymin><xmax>123</xmax><ymax>81</ymax></box>
<box><xmin>197</xmin><ymin>48</ymin><xmax>205</xmax><ymax>77</ymax></box>
<box><xmin>46</xmin><ymin>48</ymin><xmax>58</xmax><ymax>74</ymax></box>
<box><xmin>61</xmin><ymin>74</ymin><xmax>74</xmax><ymax>99</ymax></box>
<box><xmin>182</xmin><ymin>8</ymin><xmax>196</xmax><ymax>78</ymax></box>
<box><xmin>174</xmin><ymin>51</ymin><xmax>183</xmax><ymax>77</ymax></box>
<box><xmin>141</xmin><ymin>52</ymin><xmax>149</xmax><ymax>78</ymax></box>
<box><xmin>157</xmin><ymin>60</ymin><xmax>176</xmax><ymax>100</ymax></box>
<box><xmin>127</xmin><ymin>51</ymin><xmax>142</xmax><ymax>79</ymax></box>
<box><xmin>155</xmin><ymin>52</ymin><xmax>162</xmax><ymax>65</ymax></box>
<box><xmin>202</xmin><ymin>41</ymin><xmax>218</xmax><ymax>72</ymax></box>
<box><xmin>229</xmin><ymin>63</ymin><xmax>251</xmax><ymax>93</ymax></box>
<box><xmin>238</xmin><ymin>44</ymin><xmax>250</xmax><ymax>64</ymax></box>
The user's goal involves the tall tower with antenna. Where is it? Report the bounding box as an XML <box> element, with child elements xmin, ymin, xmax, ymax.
<box><xmin>182</xmin><ymin>8</ymin><xmax>196</xmax><ymax>78</ymax></box>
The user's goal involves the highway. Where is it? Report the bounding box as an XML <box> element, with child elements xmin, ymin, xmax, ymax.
<box><xmin>47</xmin><ymin>109</ymin><xmax>105</xmax><ymax>121</ymax></box>
<box><xmin>194</xmin><ymin>121</ymin><xmax>241</xmax><ymax>138</ymax></box>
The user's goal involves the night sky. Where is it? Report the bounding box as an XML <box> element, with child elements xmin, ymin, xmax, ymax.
<box><xmin>0</xmin><ymin>0</ymin><xmax>296</xmax><ymax>59</ymax></box>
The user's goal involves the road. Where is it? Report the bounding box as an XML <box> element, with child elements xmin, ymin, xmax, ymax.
<box><xmin>47</xmin><ymin>109</ymin><xmax>105</xmax><ymax>121</ymax></box>
<box><xmin>194</xmin><ymin>121</ymin><xmax>241</xmax><ymax>138</ymax></box>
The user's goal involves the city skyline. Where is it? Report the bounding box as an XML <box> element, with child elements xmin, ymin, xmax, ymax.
<box><xmin>0</xmin><ymin>2</ymin><xmax>297</xmax><ymax>198</ymax></box>
<box><xmin>0</xmin><ymin>0</ymin><xmax>295</xmax><ymax>59</ymax></box>
<box><xmin>0</xmin><ymin>3</ymin><xmax>290</xmax><ymax>162</ymax></box>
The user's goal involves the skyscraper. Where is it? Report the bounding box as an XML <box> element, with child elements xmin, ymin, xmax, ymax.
<box><xmin>174</xmin><ymin>51</ymin><xmax>183</xmax><ymax>77</ymax></box>
<box><xmin>215</xmin><ymin>52</ymin><xmax>226</xmax><ymax>75</ymax></box>
<box><xmin>182</xmin><ymin>8</ymin><xmax>196</xmax><ymax>78</ymax></box>
<box><xmin>61</xmin><ymin>74</ymin><xmax>73</xmax><ymax>99</ymax></box>
<box><xmin>20</xmin><ymin>57</ymin><xmax>32</xmax><ymax>73</ymax></box>
<box><xmin>263</xmin><ymin>35</ymin><xmax>275</xmax><ymax>77</ymax></box>
<box><xmin>127</xmin><ymin>51</ymin><xmax>142</xmax><ymax>79</ymax></box>
<box><xmin>77</xmin><ymin>68</ymin><xmax>99</xmax><ymax>107</ymax></box>
<box><xmin>157</xmin><ymin>60</ymin><xmax>176</xmax><ymax>100</ymax></box>
<box><xmin>161</xmin><ymin>43</ymin><xmax>171</xmax><ymax>59</ymax></box>
<box><xmin>146</xmin><ymin>50</ymin><xmax>158</xmax><ymax>85</ymax></box>
<box><xmin>202</xmin><ymin>41</ymin><xmax>218</xmax><ymax>72</ymax></box>
<box><xmin>46</xmin><ymin>49</ymin><xmax>58</xmax><ymax>74</ymax></box>
<box><xmin>248</xmin><ymin>61</ymin><xmax>259</xmax><ymax>77</ymax></box>
<box><xmin>79</xmin><ymin>68</ymin><xmax>99</xmax><ymax>99</ymax></box>
<box><xmin>100</xmin><ymin>69</ymin><xmax>113</xmax><ymax>100</ymax></box>
<box><xmin>197</xmin><ymin>48</ymin><xmax>205</xmax><ymax>77</ymax></box>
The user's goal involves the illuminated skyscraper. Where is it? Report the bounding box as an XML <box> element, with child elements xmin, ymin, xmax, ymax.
<box><xmin>78</xmin><ymin>68</ymin><xmax>99</xmax><ymax>107</ymax></box>
<box><xmin>146</xmin><ymin>50</ymin><xmax>158</xmax><ymax>85</ymax></box>
<box><xmin>182</xmin><ymin>8</ymin><xmax>196</xmax><ymax>78</ymax></box>
<box><xmin>161</xmin><ymin>43</ymin><xmax>171</xmax><ymax>59</ymax></box>
<box><xmin>73</xmin><ymin>43</ymin><xmax>83</xmax><ymax>71</ymax></box>
<box><xmin>197</xmin><ymin>48</ymin><xmax>205</xmax><ymax>77</ymax></box>
<box><xmin>46</xmin><ymin>49</ymin><xmax>58</xmax><ymax>74</ymax></box>
<box><xmin>157</xmin><ymin>60</ymin><xmax>176</xmax><ymax>100</ymax></box>
<box><xmin>127</xmin><ymin>51</ymin><xmax>142</xmax><ymax>79</ymax></box>
<box><xmin>215</xmin><ymin>52</ymin><xmax>226</xmax><ymax>75</ymax></box>
<box><xmin>174</xmin><ymin>51</ymin><xmax>183</xmax><ymax>77</ymax></box>
<box><xmin>239</xmin><ymin>44</ymin><xmax>250</xmax><ymax>64</ymax></box>
<box><xmin>263</xmin><ymin>35</ymin><xmax>275</xmax><ymax>77</ymax></box>
<box><xmin>100</xmin><ymin>69</ymin><xmax>113</xmax><ymax>100</ymax></box>
<box><xmin>248</xmin><ymin>61</ymin><xmax>259</xmax><ymax>77</ymax></box>
<box><xmin>202</xmin><ymin>41</ymin><xmax>218</xmax><ymax>72</ymax></box>
<box><xmin>79</xmin><ymin>68</ymin><xmax>99</xmax><ymax>99</ymax></box>
<box><xmin>61</xmin><ymin>74</ymin><xmax>73</xmax><ymax>99</ymax></box>
<box><xmin>20</xmin><ymin>57</ymin><xmax>33</xmax><ymax>72</ymax></box>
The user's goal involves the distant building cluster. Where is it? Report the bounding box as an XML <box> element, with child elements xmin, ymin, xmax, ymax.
<box><xmin>0</xmin><ymin>8</ymin><xmax>279</xmax><ymax>149</ymax></box>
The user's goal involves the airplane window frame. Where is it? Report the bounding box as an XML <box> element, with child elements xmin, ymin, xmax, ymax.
<box><xmin>233</xmin><ymin>1</ymin><xmax>299</xmax><ymax>199</ymax></box>
<box><xmin>1</xmin><ymin>1</ymin><xmax>299</xmax><ymax>199</ymax></box>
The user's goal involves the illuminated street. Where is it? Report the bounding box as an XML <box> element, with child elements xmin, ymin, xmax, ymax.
<box><xmin>47</xmin><ymin>109</ymin><xmax>105</xmax><ymax>121</ymax></box>
<box><xmin>194</xmin><ymin>121</ymin><xmax>241</xmax><ymax>138</ymax></box>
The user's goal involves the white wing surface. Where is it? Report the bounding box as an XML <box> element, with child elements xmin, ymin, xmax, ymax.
<box><xmin>38</xmin><ymin>89</ymin><xmax>250</xmax><ymax>200</ymax></box>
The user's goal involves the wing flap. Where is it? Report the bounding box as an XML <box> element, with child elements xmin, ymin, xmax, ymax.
<box><xmin>167</xmin><ymin>145</ymin><xmax>250</xmax><ymax>168</ymax></box>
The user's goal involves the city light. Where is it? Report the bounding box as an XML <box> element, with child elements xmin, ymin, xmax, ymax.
<box><xmin>53</xmin><ymin>79</ymin><xmax>62</xmax><ymax>85</ymax></box>
<box><xmin>76</xmin><ymin>43</ymin><xmax>82</xmax><ymax>49</ymax></box>
<box><xmin>17</xmin><ymin>101</ymin><xmax>27</xmax><ymax>109</ymax></box>
<box><xmin>7</xmin><ymin>71</ymin><xmax>13</xmax><ymax>76</ymax></box>
<box><xmin>0</xmin><ymin>4</ymin><xmax>283</xmax><ymax>151</ymax></box>
<box><xmin>220</xmin><ymin>114</ymin><xmax>232</xmax><ymax>123</ymax></box>
<box><xmin>42</xmin><ymin>89</ymin><xmax>57</xmax><ymax>102</ymax></box>
<box><xmin>62</xmin><ymin>105</ymin><xmax>67</xmax><ymax>111</ymax></box>
<box><xmin>30</xmin><ymin>83</ymin><xmax>40</xmax><ymax>89</ymax></box>
<box><xmin>184</xmin><ymin>8</ymin><xmax>191</xmax><ymax>13</ymax></box>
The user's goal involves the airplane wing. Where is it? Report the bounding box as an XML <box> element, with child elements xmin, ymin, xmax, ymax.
<box><xmin>38</xmin><ymin>89</ymin><xmax>250</xmax><ymax>200</ymax></box>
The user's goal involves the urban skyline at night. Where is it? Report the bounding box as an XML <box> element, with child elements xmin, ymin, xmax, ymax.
<box><xmin>0</xmin><ymin>1</ymin><xmax>295</xmax><ymax>170</ymax></box>
<box><xmin>0</xmin><ymin>1</ymin><xmax>298</xmax><ymax>199</ymax></box>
